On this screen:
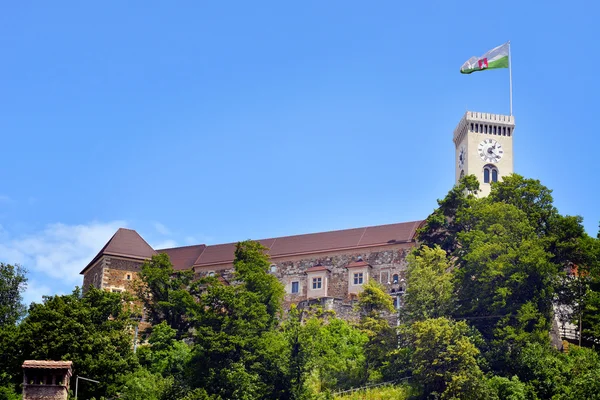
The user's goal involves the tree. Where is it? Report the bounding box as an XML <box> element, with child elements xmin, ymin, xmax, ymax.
<box><xmin>188</xmin><ymin>241</ymin><xmax>289</xmax><ymax>400</ymax></box>
<box><xmin>453</xmin><ymin>201</ymin><xmax>556</xmax><ymax>341</ymax></box>
<box><xmin>417</xmin><ymin>175</ymin><xmax>479</xmax><ymax>254</ymax></box>
<box><xmin>233</xmin><ymin>241</ymin><xmax>285</xmax><ymax>326</ymax></box>
<box><xmin>0</xmin><ymin>263</ymin><xmax>27</xmax><ymax>327</ymax></box>
<box><xmin>17</xmin><ymin>288</ymin><xmax>137</xmax><ymax>399</ymax></box>
<box><xmin>136</xmin><ymin>253</ymin><xmax>198</xmax><ymax>338</ymax></box>
<box><xmin>401</xmin><ymin>246</ymin><xmax>454</xmax><ymax>322</ymax></box>
<box><xmin>355</xmin><ymin>280</ymin><xmax>396</xmax><ymax>382</ymax></box>
<box><xmin>409</xmin><ymin>317</ymin><xmax>490</xmax><ymax>399</ymax></box>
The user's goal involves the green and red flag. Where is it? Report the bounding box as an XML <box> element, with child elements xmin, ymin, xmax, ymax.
<box><xmin>460</xmin><ymin>42</ymin><xmax>509</xmax><ymax>74</ymax></box>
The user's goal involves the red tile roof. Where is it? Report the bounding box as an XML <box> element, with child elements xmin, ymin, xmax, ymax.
<box><xmin>346</xmin><ymin>260</ymin><xmax>370</xmax><ymax>268</ymax></box>
<box><xmin>81</xmin><ymin>220</ymin><xmax>423</xmax><ymax>275</ymax></box>
<box><xmin>157</xmin><ymin>244</ymin><xmax>206</xmax><ymax>271</ymax></box>
<box><xmin>305</xmin><ymin>265</ymin><xmax>330</xmax><ymax>273</ymax></box>
<box><xmin>192</xmin><ymin>220</ymin><xmax>422</xmax><ymax>268</ymax></box>
<box><xmin>22</xmin><ymin>360</ymin><xmax>73</xmax><ymax>369</ymax></box>
<box><xmin>80</xmin><ymin>228</ymin><xmax>157</xmax><ymax>274</ymax></box>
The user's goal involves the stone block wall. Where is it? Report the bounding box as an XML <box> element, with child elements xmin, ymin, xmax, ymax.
<box><xmin>23</xmin><ymin>385</ymin><xmax>68</xmax><ymax>400</ymax></box>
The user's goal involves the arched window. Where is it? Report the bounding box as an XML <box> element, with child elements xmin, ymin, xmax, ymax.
<box><xmin>483</xmin><ymin>164</ymin><xmax>499</xmax><ymax>184</ymax></box>
<box><xmin>492</xmin><ymin>168</ymin><xmax>498</xmax><ymax>182</ymax></box>
<box><xmin>475</xmin><ymin>124</ymin><xmax>478</xmax><ymax>133</ymax></box>
<box><xmin>493</xmin><ymin>126</ymin><xmax>497</xmax><ymax>135</ymax></box>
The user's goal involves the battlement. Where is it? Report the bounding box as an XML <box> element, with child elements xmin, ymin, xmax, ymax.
<box><xmin>453</xmin><ymin>111</ymin><xmax>515</xmax><ymax>144</ymax></box>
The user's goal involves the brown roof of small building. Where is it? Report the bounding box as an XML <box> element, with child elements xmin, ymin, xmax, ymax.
<box><xmin>80</xmin><ymin>228</ymin><xmax>157</xmax><ymax>274</ymax></box>
<box><xmin>22</xmin><ymin>360</ymin><xmax>73</xmax><ymax>369</ymax></box>
<box><xmin>157</xmin><ymin>244</ymin><xmax>206</xmax><ymax>271</ymax></box>
<box><xmin>192</xmin><ymin>220</ymin><xmax>422</xmax><ymax>268</ymax></box>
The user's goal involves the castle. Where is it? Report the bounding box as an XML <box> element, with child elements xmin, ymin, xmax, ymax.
<box><xmin>81</xmin><ymin>111</ymin><xmax>516</xmax><ymax>312</ymax></box>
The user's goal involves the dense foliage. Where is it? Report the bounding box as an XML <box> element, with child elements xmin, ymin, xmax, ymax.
<box><xmin>1</xmin><ymin>173</ymin><xmax>600</xmax><ymax>399</ymax></box>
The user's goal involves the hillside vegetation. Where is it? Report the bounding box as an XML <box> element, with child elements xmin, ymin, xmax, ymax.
<box><xmin>1</xmin><ymin>174</ymin><xmax>599</xmax><ymax>399</ymax></box>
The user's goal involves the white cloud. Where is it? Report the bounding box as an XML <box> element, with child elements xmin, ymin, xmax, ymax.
<box><xmin>0</xmin><ymin>221</ymin><xmax>127</xmax><ymax>287</ymax></box>
<box><xmin>153</xmin><ymin>222</ymin><xmax>171</xmax><ymax>236</ymax></box>
<box><xmin>153</xmin><ymin>239</ymin><xmax>178</xmax><ymax>250</ymax></box>
<box><xmin>22</xmin><ymin>279</ymin><xmax>56</xmax><ymax>306</ymax></box>
<box><xmin>0</xmin><ymin>195</ymin><xmax>12</xmax><ymax>203</ymax></box>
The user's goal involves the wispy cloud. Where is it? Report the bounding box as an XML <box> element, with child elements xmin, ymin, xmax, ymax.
<box><xmin>153</xmin><ymin>222</ymin><xmax>171</xmax><ymax>236</ymax></box>
<box><xmin>0</xmin><ymin>221</ymin><xmax>127</xmax><ymax>288</ymax></box>
<box><xmin>0</xmin><ymin>195</ymin><xmax>12</xmax><ymax>203</ymax></box>
<box><xmin>153</xmin><ymin>239</ymin><xmax>178</xmax><ymax>250</ymax></box>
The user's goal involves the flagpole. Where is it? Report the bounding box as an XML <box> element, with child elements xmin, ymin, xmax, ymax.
<box><xmin>508</xmin><ymin>40</ymin><xmax>513</xmax><ymax>116</ymax></box>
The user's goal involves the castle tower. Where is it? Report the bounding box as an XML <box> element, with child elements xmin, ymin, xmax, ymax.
<box><xmin>453</xmin><ymin>111</ymin><xmax>515</xmax><ymax>197</ymax></box>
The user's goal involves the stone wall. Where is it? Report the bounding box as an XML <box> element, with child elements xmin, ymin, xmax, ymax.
<box><xmin>101</xmin><ymin>257</ymin><xmax>144</xmax><ymax>293</ymax></box>
<box><xmin>23</xmin><ymin>385</ymin><xmax>68</xmax><ymax>400</ymax></box>
<box><xmin>82</xmin><ymin>258</ymin><xmax>104</xmax><ymax>291</ymax></box>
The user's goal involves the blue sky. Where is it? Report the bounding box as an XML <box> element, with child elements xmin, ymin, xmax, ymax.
<box><xmin>1</xmin><ymin>1</ymin><xmax>598</xmax><ymax>304</ymax></box>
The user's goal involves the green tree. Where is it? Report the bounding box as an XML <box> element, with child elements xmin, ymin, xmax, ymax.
<box><xmin>0</xmin><ymin>263</ymin><xmax>27</xmax><ymax>327</ymax></box>
<box><xmin>355</xmin><ymin>280</ymin><xmax>396</xmax><ymax>382</ymax></box>
<box><xmin>233</xmin><ymin>241</ymin><xmax>285</xmax><ymax>326</ymax></box>
<box><xmin>136</xmin><ymin>253</ymin><xmax>198</xmax><ymax>338</ymax></box>
<box><xmin>409</xmin><ymin>317</ymin><xmax>489</xmax><ymax>399</ymax></box>
<box><xmin>188</xmin><ymin>241</ymin><xmax>289</xmax><ymax>400</ymax></box>
<box><xmin>0</xmin><ymin>263</ymin><xmax>27</xmax><ymax>391</ymax></box>
<box><xmin>402</xmin><ymin>246</ymin><xmax>454</xmax><ymax>322</ymax></box>
<box><xmin>417</xmin><ymin>175</ymin><xmax>479</xmax><ymax>254</ymax></box>
<box><xmin>118</xmin><ymin>368</ymin><xmax>173</xmax><ymax>400</ymax></box>
<box><xmin>17</xmin><ymin>288</ymin><xmax>136</xmax><ymax>399</ymax></box>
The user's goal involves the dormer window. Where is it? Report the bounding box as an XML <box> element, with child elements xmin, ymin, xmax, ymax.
<box><xmin>353</xmin><ymin>272</ymin><xmax>364</xmax><ymax>285</ymax></box>
<box><xmin>312</xmin><ymin>277</ymin><xmax>322</xmax><ymax>289</ymax></box>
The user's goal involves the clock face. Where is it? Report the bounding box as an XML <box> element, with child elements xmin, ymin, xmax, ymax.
<box><xmin>478</xmin><ymin>139</ymin><xmax>503</xmax><ymax>163</ymax></box>
<box><xmin>458</xmin><ymin>145</ymin><xmax>466</xmax><ymax>169</ymax></box>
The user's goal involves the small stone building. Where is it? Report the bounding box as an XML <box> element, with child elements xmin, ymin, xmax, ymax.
<box><xmin>22</xmin><ymin>360</ymin><xmax>72</xmax><ymax>400</ymax></box>
<box><xmin>81</xmin><ymin>221</ymin><xmax>423</xmax><ymax>318</ymax></box>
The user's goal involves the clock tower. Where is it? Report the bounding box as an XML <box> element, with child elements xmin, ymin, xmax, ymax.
<box><xmin>453</xmin><ymin>111</ymin><xmax>515</xmax><ymax>197</ymax></box>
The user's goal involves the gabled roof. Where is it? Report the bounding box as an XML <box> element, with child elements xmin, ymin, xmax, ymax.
<box><xmin>80</xmin><ymin>228</ymin><xmax>156</xmax><ymax>274</ymax></box>
<box><xmin>346</xmin><ymin>260</ymin><xmax>371</xmax><ymax>268</ymax></box>
<box><xmin>157</xmin><ymin>244</ymin><xmax>206</xmax><ymax>271</ymax></box>
<box><xmin>192</xmin><ymin>220</ymin><xmax>422</xmax><ymax>268</ymax></box>
<box><xmin>305</xmin><ymin>265</ymin><xmax>330</xmax><ymax>273</ymax></box>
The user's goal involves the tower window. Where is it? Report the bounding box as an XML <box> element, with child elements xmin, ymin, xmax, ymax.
<box><xmin>460</xmin><ymin>170</ymin><xmax>465</xmax><ymax>179</ymax></box>
<box><xmin>492</xmin><ymin>168</ymin><xmax>498</xmax><ymax>182</ymax></box>
<box><xmin>507</xmin><ymin>127</ymin><xmax>511</xmax><ymax>136</ymax></box>
<box><xmin>480</xmin><ymin>124</ymin><xmax>483</xmax><ymax>132</ymax></box>
<box><xmin>483</xmin><ymin>165</ymin><xmax>499</xmax><ymax>184</ymax></box>
<box><xmin>493</xmin><ymin>126</ymin><xmax>497</xmax><ymax>135</ymax></box>
<box><xmin>475</xmin><ymin>124</ymin><xmax>478</xmax><ymax>133</ymax></box>
<box><xmin>503</xmin><ymin>127</ymin><xmax>506</xmax><ymax>135</ymax></box>
<box><xmin>484</xmin><ymin>125</ymin><xmax>488</xmax><ymax>134</ymax></box>
<box><xmin>470</xmin><ymin>123</ymin><xmax>474</xmax><ymax>131</ymax></box>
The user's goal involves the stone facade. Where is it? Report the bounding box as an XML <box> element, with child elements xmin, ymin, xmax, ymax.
<box><xmin>83</xmin><ymin>256</ymin><xmax>143</xmax><ymax>293</ymax></box>
<box><xmin>194</xmin><ymin>242</ymin><xmax>412</xmax><ymax>316</ymax></box>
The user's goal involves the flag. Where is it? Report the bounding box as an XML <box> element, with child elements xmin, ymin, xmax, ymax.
<box><xmin>460</xmin><ymin>42</ymin><xmax>509</xmax><ymax>74</ymax></box>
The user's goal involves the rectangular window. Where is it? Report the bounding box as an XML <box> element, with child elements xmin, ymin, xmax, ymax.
<box><xmin>111</xmin><ymin>288</ymin><xmax>123</xmax><ymax>293</ymax></box>
<box><xmin>126</xmin><ymin>274</ymin><xmax>131</xmax><ymax>280</ymax></box>
<box><xmin>353</xmin><ymin>272</ymin><xmax>364</xmax><ymax>285</ymax></box>
<box><xmin>380</xmin><ymin>271</ymin><xmax>389</xmax><ymax>284</ymax></box>
<box><xmin>312</xmin><ymin>277</ymin><xmax>322</xmax><ymax>289</ymax></box>
<box><xmin>291</xmin><ymin>281</ymin><xmax>299</xmax><ymax>294</ymax></box>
